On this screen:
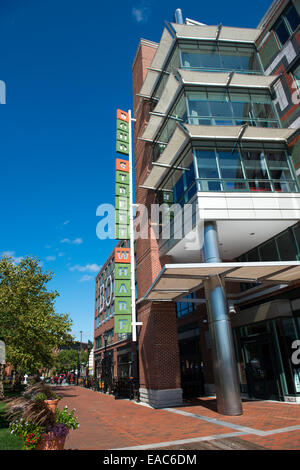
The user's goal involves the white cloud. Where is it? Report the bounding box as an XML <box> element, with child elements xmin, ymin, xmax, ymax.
<box><xmin>62</xmin><ymin>220</ymin><xmax>70</xmax><ymax>225</ymax></box>
<box><xmin>58</xmin><ymin>252</ymin><xmax>65</xmax><ymax>257</ymax></box>
<box><xmin>45</xmin><ymin>256</ymin><xmax>56</xmax><ymax>261</ymax></box>
<box><xmin>132</xmin><ymin>3</ymin><xmax>150</xmax><ymax>23</ymax></box>
<box><xmin>69</xmin><ymin>263</ymin><xmax>101</xmax><ymax>273</ymax></box>
<box><xmin>60</xmin><ymin>238</ymin><xmax>83</xmax><ymax>245</ymax></box>
<box><xmin>1</xmin><ymin>251</ymin><xmax>23</xmax><ymax>264</ymax></box>
<box><xmin>79</xmin><ymin>275</ymin><xmax>93</xmax><ymax>282</ymax></box>
<box><xmin>2</xmin><ymin>251</ymin><xmax>15</xmax><ymax>257</ymax></box>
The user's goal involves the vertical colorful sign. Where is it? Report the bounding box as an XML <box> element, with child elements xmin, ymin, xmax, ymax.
<box><xmin>115</xmin><ymin>158</ymin><xmax>130</xmax><ymax>240</ymax></box>
<box><xmin>114</xmin><ymin>247</ymin><xmax>132</xmax><ymax>334</ymax></box>
<box><xmin>114</xmin><ymin>109</ymin><xmax>132</xmax><ymax>334</ymax></box>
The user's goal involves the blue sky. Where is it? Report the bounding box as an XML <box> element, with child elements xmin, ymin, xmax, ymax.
<box><xmin>0</xmin><ymin>0</ymin><xmax>273</xmax><ymax>342</ymax></box>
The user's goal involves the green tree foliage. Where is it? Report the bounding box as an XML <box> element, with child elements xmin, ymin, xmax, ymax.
<box><xmin>0</xmin><ymin>255</ymin><xmax>73</xmax><ymax>376</ymax></box>
<box><xmin>55</xmin><ymin>349</ymin><xmax>88</xmax><ymax>374</ymax></box>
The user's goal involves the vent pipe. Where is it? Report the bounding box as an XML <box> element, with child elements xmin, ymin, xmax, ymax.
<box><xmin>174</xmin><ymin>8</ymin><xmax>184</xmax><ymax>24</ymax></box>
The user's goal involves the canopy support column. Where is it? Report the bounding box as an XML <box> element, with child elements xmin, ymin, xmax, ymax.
<box><xmin>203</xmin><ymin>222</ymin><xmax>243</xmax><ymax>416</ymax></box>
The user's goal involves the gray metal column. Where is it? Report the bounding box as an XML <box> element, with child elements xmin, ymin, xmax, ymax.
<box><xmin>203</xmin><ymin>222</ymin><xmax>243</xmax><ymax>416</ymax></box>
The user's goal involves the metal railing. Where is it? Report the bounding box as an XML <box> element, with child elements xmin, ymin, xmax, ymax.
<box><xmin>78</xmin><ymin>376</ymin><xmax>140</xmax><ymax>401</ymax></box>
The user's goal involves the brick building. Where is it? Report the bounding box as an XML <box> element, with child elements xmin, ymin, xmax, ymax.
<box><xmin>94</xmin><ymin>1</ymin><xmax>300</xmax><ymax>415</ymax></box>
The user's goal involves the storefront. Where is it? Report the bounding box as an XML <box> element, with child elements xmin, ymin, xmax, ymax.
<box><xmin>233</xmin><ymin>296</ymin><xmax>300</xmax><ymax>401</ymax></box>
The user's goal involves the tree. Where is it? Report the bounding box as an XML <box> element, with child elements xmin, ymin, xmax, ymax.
<box><xmin>55</xmin><ymin>349</ymin><xmax>88</xmax><ymax>374</ymax></box>
<box><xmin>0</xmin><ymin>255</ymin><xmax>73</xmax><ymax>396</ymax></box>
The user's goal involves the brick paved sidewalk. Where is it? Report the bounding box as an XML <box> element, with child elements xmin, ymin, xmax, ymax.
<box><xmin>54</xmin><ymin>386</ymin><xmax>300</xmax><ymax>450</ymax></box>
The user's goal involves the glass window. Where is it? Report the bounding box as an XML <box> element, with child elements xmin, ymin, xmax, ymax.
<box><xmin>242</xmin><ymin>151</ymin><xmax>269</xmax><ymax>179</ymax></box>
<box><xmin>293</xmin><ymin>224</ymin><xmax>300</xmax><ymax>253</ymax></box>
<box><xmin>210</xmin><ymin>101</ymin><xmax>232</xmax><ymax>119</ymax></box>
<box><xmin>285</xmin><ymin>3</ymin><xmax>300</xmax><ymax>32</ymax></box>
<box><xmin>196</xmin><ymin>150</ymin><xmax>219</xmax><ymax>178</ymax></box>
<box><xmin>275</xmin><ymin>19</ymin><xmax>291</xmax><ymax>45</ymax></box>
<box><xmin>181</xmin><ymin>51</ymin><xmax>202</xmax><ymax>68</ymax></box>
<box><xmin>185</xmin><ymin>163</ymin><xmax>195</xmax><ymax>188</ymax></box>
<box><xmin>218</xmin><ymin>150</ymin><xmax>244</xmax><ymax>179</ymax></box>
<box><xmin>276</xmin><ymin>230</ymin><xmax>297</xmax><ymax>260</ymax></box>
<box><xmin>174</xmin><ymin>175</ymin><xmax>184</xmax><ymax>202</ymax></box>
<box><xmin>188</xmin><ymin>99</ymin><xmax>210</xmax><ymax>123</ymax></box>
<box><xmin>199</xmin><ymin>45</ymin><xmax>221</xmax><ymax>69</ymax></box>
<box><xmin>220</xmin><ymin>51</ymin><xmax>242</xmax><ymax>71</ymax></box>
<box><xmin>259</xmin><ymin>239</ymin><xmax>278</xmax><ymax>261</ymax></box>
<box><xmin>249</xmin><ymin>181</ymin><xmax>272</xmax><ymax>192</ymax></box>
<box><xmin>292</xmin><ymin>64</ymin><xmax>300</xmax><ymax>90</ymax></box>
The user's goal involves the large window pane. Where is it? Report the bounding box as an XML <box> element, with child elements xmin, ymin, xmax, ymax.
<box><xmin>200</xmin><ymin>46</ymin><xmax>221</xmax><ymax>69</ymax></box>
<box><xmin>196</xmin><ymin>150</ymin><xmax>219</xmax><ymax>178</ymax></box>
<box><xmin>242</xmin><ymin>151</ymin><xmax>269</xmax><ymax>179</ymax></box>
<box><xmin>218</xmin><ymin>151</ymin><xmax>244</xmax><ymax>179</ymax></box>
<box><xmin>185</xmin><ymin>163</ymin><xmax>195</xmax><ymax>188</ymax></box>
<box><xmin>259</xmin><ymin>239</ymin><xmax>278</xmax><ymax>261</ymax></box>
<box><xmin>293</xmin><ymin>224</ymin><xmax>300</xmax><ymax>254</ymax></box>
<box><xmin>275</xmin><ymin>19</ymin><xmax>290</xmax><ymax>45</ymax></box>
<box><xmin>265</xmin><ymin>151</ymin><xmax>289</xmax><ymax>170</ymax></box>
<box><xmin>285</xmin><ymin>4</ymin><xmax>300</xmax><ymax>32</ymax></box>
<box><xmin>210</xmin><ymin>101</ymin><xmax>232</xmax><ymax>118</ymax></box>
<box><xmin>276</xmin><ymin>230</ymin><xmax>297</xmax><ymax>260</ymax></box>
<box><xmin>181</xmin><ymin>52</ymin><xmax>202</xmax><ymax>68</ymax></box>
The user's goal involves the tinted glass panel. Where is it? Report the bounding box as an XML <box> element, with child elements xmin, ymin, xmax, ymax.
<box><xmin>218</xmin><ymin>151</ymin><xmax>244</xmax><ymax>179</ymax></box>
<box><xmin>285</xmin><ymin>4</ymin><xmax>300</xmax><ymax>32</ymax></box>
<box><xmin>196</xmin><ymin>151</ymin><xmax>219</xmax><ymax>178</ymax></box>
<box><xmin>259</xmin><ymin>239</ymin><xmax>278</xmax><ymax>261</ymax></box>
<box><xmin>277</xmin><ymin>230</ymin><xmax>297</xmax><ymax>260</ymax></box>
<box><xmin>275</xmin><ymin>19</ymin><xmax>290</xmax><ymax>45</ymax></box>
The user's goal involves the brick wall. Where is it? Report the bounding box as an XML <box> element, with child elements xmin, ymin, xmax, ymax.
<box><xmin>133</xmin><ymin>41</ymin><xmax>182</xmax><ymax>392</ymax></box>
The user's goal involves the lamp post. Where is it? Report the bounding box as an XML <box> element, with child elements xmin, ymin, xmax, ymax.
<box><xmin>103</xmin><ymin>331</ymin><xmax>108</xmax><ymax>393</ymax></box>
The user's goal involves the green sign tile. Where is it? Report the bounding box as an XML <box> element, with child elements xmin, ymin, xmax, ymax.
<box><xmin>114</xmin><ymin>296</ymin><xmax>131</xmax><ymax>315</ymax></box>
<box><xmin>116</xmin><ymin>141</ymin><xmax>129</xmax><ymax>155</ymax></box>
<box><xmin>115</xmin><ymin>195</ymin><xmax>129</xmax><ymax>210</ymax></box>
<box><xmin>115</xmin><ymin>209</ymin><xmax>129</xmax><ymax>226</ymax></box>
<box><xmin>163</xmin><ymin>192</ymin><xmax>173</xmax><ymax>203</ymax></box>
<box><xmin>115</xmin><ymin>279</ymin><xmax>131</xmax><ymax>297</ymax></box>
<box><xmin>117</xmin><ymin>129</ymin><xmax>129</xmax><ymax>144</ymax></box>
<box><xmin>116</xmin><ymin>182</ymin><xmax>129</xmax><ymax>198</ymax></box>
<box><xmin>114</xmin><ymin>263</ymin><xmax>131</xmax><ymax>280</ymax></box>
<box><xmin>114</xmin><ymin>315</ymin><xmax>132</xmax><ymax>334</ymax></box>
<box><xmin>116</xmin><ymin>170</ymin><xmax>129</xmax><ymax>185</ymax></box>
<box><xmin>115</xmin><ymin>224</ymin><xmax>130</xmax><ymax>240</ymax></box>
<box><xmin>117</xmin><ymin>119</ymin><xmax>129</xmax><ymax>133</ymax></box>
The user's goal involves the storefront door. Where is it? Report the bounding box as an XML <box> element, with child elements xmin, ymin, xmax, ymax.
<box><xmin>242</xmin><ymin>334</ymin><xmax>281</xmax><ymax>400</ymax></box>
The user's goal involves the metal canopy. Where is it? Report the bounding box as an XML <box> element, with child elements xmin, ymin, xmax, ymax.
<box><xmin>170</xmin><ymin>23</ymin><xmax>261</xmax><ymax>43</ymax></box>
<box><xmin>141</xmin><ymin>262</ymin><xmax>300</xmax><ymax>302</ymax></box>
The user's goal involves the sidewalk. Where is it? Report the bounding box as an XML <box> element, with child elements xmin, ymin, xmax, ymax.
<box><xmin>54</xmin><ymin>386</ymin><xmax>300</xmax><ymax>450</ymax></box>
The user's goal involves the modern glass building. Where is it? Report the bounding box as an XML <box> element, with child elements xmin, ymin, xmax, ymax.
<box><xmin>131</xmin><ymin>1</ymin><xmax>300</xmax><ymax>414</ymax></box>
<box><xmin>93</xmin><ymin>0</ymin><xmax>300</xmax><ymax>415</ymax></box>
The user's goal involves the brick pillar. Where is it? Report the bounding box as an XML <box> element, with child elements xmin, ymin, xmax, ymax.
<box><xmin>132</xmin><ymin>40</ymin><xmax>183</xmax><ymax>407</ymax></box>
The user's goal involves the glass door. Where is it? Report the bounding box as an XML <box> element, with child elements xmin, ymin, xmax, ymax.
<box><xmin>242</xmin><ymin>334</ymin><xmax>281</xmax><ymax>399</ymax></box>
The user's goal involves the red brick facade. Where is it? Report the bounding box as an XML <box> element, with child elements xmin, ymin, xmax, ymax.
<box><xmin>132</xmin><ymin>40</ymin><xmax>182</xmax><ymax>393</ymax></box>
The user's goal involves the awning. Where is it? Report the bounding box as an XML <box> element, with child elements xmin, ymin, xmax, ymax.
<box><xmin>138</xmin><ymin>69</ymin><xmax>161</xmax><ymax>98</ymax></box>
<box><xmin>185</xmin><ymin>124</ymin><xmax>297</xmax><ymax>142</ymax></box>
<box><xmin>178</xmin><ymin>69</ymin><xmax>278</xmax><ymax>89</ymax></box>
<box><xmin>141</xmin><ymin>262</ymin><xmax>300</xmax><ymax>302</ymax></box>
<box><xmin>170</xmin><ymin>23</ymin><xmax>262</xmax><ymax>43</ymax></box>
<box><xmin>140</xmin><ymin>125</ymin><xmax>189</xmax><ymax>189</ymax></box>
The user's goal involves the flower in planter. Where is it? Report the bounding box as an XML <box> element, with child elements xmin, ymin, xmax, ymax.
<box><xmin>5</xmin><ymin>382</ymin><xmax>79</xmax><ymax>450</ymax></box>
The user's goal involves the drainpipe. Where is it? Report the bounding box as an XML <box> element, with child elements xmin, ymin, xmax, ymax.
<box><xmin>203</xmin><ymin>222</ymin><xmax>243</xmax><ymax>416</ymax></box>
<box><xmin>174</xmin><ymin>8</ymin><xmax>184</xmax><ymax>24</ymax></box>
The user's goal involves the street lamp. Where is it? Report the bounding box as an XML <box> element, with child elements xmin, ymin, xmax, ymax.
<box><xmin>102</xmin><ymin>331</ymin><xmax>109</xmax><ymax>393</ymax></box>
